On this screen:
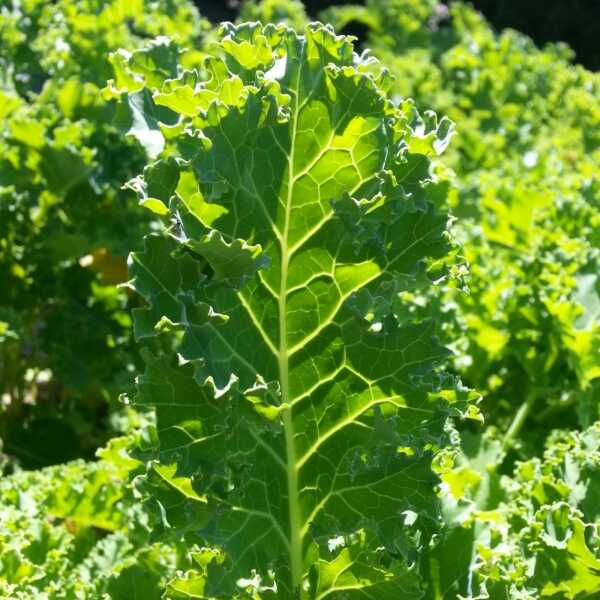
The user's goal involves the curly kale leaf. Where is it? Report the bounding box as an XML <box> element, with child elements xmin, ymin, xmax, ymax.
<box><xmin>119</xmin><ymin>22</ymin><xmax>477</xmax><ymax>598</ymax></box>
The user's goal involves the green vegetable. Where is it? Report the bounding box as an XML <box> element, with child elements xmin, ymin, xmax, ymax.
<box><xmin>120</xmin><ymin>22</ymin><xmax>478</xmax><ymax>597</ymax></box>
<box><xmin>0</xmin><ymin>426</ymin><xmax>186</xmax><ymax>599</ymax></box>
<box><xmin>0</xmin><ymin>0</ymin><xmax>208</xmax><ymax>467</ymax></box>
<box><xmin>430</xmin><ymin>423</ymin><xmax>600</xmax><ymax>598</ymax></box>
<box><xmin>1</xmin><ymin>0</ymin><xmax>599</xmax><ymax>597</ymax></box>
<box><xmin>324</xmin><ymin>0</ymin><xmax>600</xmax><ymax>456</ymax></box>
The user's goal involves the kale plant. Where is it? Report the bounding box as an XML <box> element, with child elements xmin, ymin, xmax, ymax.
<box><xmin>115</xmin><ymin>22</ymin><xmax>477</xmax><ymax>597</ymax></box>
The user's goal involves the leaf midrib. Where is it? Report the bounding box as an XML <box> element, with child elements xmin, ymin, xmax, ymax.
<box><xmin>279</xmin><ymin>40</ymin><xmax>305</xmax><ymax>593</ymax></box>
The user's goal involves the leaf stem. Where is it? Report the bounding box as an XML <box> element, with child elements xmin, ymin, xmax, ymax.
<box><xmin>533</xmin><ymin>393</ymin><xmax>575</xmax><ymax>423</ymax></box>
<box><xmin>278</xmin><ymin>42</ymin><xmax>305</xmax><ymax>593</ymax></box>
<box><xmin>504</xmin><ymin>390</ymin><xmax>537</xmax><ymax>447</ymax></box>
<box><xmin>278</xmin><ymin>232</ymin><xmax>302</xmax><ymax>589</ymax></box>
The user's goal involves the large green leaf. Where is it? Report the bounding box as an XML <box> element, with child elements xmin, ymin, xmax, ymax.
<box><xmin>123</xmin><ymin>23</ymin><xmax>476</xmax><ymax>598</ymax></box>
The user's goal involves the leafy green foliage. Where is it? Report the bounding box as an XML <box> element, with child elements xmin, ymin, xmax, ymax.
<box><xmin>0</xmin><ymin>426</ymin><xmax>188</xmax><ymax>599</ymax></box>
<box><xmin>430</xmin><ymin>423</ymin><xmax>600</xmax><ymax>598</ymax></box>
<box><xmin>1</xmin><ymin>0</ymin><xmax>599</xmax><ymax>597</ymax></box>
<box><xmin>239</xmin><ymin>0</ymin><xmax>308</xmax><ymax>29</ymax></box>
<box><xmin>117</xmin><ymin>21</ymin><xmax>477</xmax><ymax>597</ymax></box>
<box><xmin>324</xmin><ymin>0</ymin><xmax>600</xmax><ymax>455</ymax></box>
<box><xmin>0</xmin><ymin>0</ymin><xmax>208</xmax><ymax>467</ymax></box>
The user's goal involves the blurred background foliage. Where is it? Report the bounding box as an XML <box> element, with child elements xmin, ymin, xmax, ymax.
<box><xmin>0</xmin><ymin>0</ymin><xmax>210</xmax><ymax>468</ymax></box>
<box><xmin>200</xmin><ymin>0</ymin><xmax>600</xmax><ymax>70</ymax></box>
